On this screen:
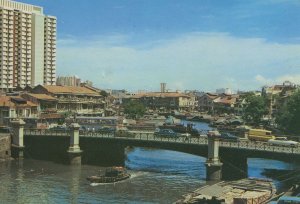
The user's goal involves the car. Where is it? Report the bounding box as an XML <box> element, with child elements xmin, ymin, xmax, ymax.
<box><xmin>154</xmin><ymin>129</ymin><xmax>181</xmax><ymax>138</ymax></box>
<box><xmin>97</xmin><ymin>127</ymin><xmax>116</xmax><ymax>134</ymax></box>
<box><xmin>268</xmin><ymin>137</ymin><xmax>299</xmax><ymax>147</ymax></box>
<box><xmin>181</xmin><ymin>132</ymin><xmax>191</xmax><ymax>137</ymax></box>
<box><xmin>115</xmin><ymin>129</ymin><xmax>135</xmax><ymax>138</ymax></box>
<box><xmin>49</xmin><ymin>126</ymin><xmax>68</xmax><ymax>132</ymax></box>
<box><xmin>219</xmin><ymin>132</ymin><xmax>240</xmax><ymax>142</ymax></box>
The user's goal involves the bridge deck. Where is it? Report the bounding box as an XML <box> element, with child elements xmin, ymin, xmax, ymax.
<box><xmin>23</xmin><ymin>129</ymin><xmax>300</xmax><ymax>155</ymax></box>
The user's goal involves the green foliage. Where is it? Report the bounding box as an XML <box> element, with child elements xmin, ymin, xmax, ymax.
<box><xmin>100</xmin><ymin>90</ymin><xmax>109</xmax><ymax>97</ymax></box>
<box><xmin>57</xmin><ymin>118</ymin><xmax>65</xmax><ymax>125</ymax></box>
<box><xmin>240</xmin><ymin>92</ymin><xmax>255</xmax><ymax>99</ymax></box>
<box><xmin>214</xmin><ymin>105</ymin><xmax>232</xmax><ymax>114</ymax></box>
<box><xmin>123</xmin><ymin>100</ymin><xmax>146</xmax><ymax>119</ymax></box>
<box><xmin>63</xmin><ymin>111</ymin><xmax>73</xmax><ymax>118</ymax></box>
<box><xmin>243</xmin><ymin>95</ymin><xmax>268</xmax><ymax>125</ymax></box>
<box><xmin>276</xmin><ymin>90</ymin><xmax>300</xmax><ymax>134</ymax></box>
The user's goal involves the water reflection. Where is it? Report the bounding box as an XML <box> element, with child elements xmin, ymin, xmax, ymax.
<box><xmin>69</xmin><ymin>166</ymin><xmax>81</xmax><ymax>204</ymax></box>
<box><xmin>0</xmin><ymin>147</ymin><xmax>299</xmax><ymax>203</ymax></box>
<box><xmin>248</xmin><ymin>158</ymin><xmax>300</xmax><ymax>191</ymax></box>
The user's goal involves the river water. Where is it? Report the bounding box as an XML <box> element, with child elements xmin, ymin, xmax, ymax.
<box><xmin>0</xmin><ymin>121</ymin><xmax>299</xmax><ymax>203</ymax></box>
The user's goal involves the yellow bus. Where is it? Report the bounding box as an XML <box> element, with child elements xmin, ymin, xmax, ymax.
<box><xmin>247</xmin><ymin>129</ymin><xmax>276</xmax><ymax>142</ymax></box>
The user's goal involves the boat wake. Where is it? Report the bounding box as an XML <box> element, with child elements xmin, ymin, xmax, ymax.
<box><xmin>90</xmin><ymin>182</ymin><xmax>111</xmax><ymax>186</ymax></box>
<box><xmin>130</xmin><ymin>171</ymin><xmax>149</xmax><ymax>179</ymax></box>
<box><xmin>89</xmin><ymin>171</ymin><xmax>149</xmax><ymax>186</ymax></box>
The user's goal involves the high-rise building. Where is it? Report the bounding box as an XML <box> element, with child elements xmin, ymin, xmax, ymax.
<box><xmin>56</xmin><ymin>76</ymin><xmax>81</xmax><ymax>87</ymax></box>
<box><xmin>0</xmin><ymin>0</ymin><xmax>56</xmax><ymax>90</ymax></box>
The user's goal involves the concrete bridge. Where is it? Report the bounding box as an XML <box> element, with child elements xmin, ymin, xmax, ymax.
<box><xmin>23</xmin><ymin>128</ymin><xmax>300</xmax><ymax>157</ymax></box>
<box><xmin>9</xmin><ymin>119</ymin><xmax>300</xmax><ymax>181</ymax></box>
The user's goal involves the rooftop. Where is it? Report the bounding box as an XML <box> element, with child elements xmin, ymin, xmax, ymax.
<box><xmin>132</xmin><ymin>92</ymin><xmax>189</xmax><ymax>99</ymax></box>
<box><xmin>0</xmin><ymin>96</ymin><xmax>37</xmax><ymax>107</ymax></box>
<box><xmin>42</xmin><ymin>85</ymin><xmax>100</xmax><ymax>96</ymax></box>
<box><xmin>25</xmin><ymin>93</ymin><xmax>57</xmax><ymax>101</ymax></box>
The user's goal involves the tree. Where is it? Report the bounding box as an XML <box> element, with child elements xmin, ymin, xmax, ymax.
<box><xmin>123</xmin><ymin>100</ymin><xmax>146</xmax><ymax>119</ymax></box>
<box><xmin>240</xmin><ymin>91</ymin><xmax>255</xmax><ymax>99</ymax></box>
<box><xmin>243</xmin><ymin>95</ymin><xmax>268</xmax><ymax>125</ymax></box>
<box><xmin>100</xmin><ymin>90</ymin><xmax>109</xmax><ymax>97</ymax></box>
<box><xmin>276</xmin><ymin>90</ymin><xmax>300</xmax><ymax>134</ymax></box>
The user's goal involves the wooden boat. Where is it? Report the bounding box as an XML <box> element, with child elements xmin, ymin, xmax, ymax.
<box><xmin>87</xmin><ymin>167</ymin><xmax>130</xmax><ymax>183</ymax></box>
<box><xmin>175</xmin><ymin>178</ymin><xmax>277</xmax><ymax>204</ymax></box>
<box><xmin>159</xmin><ymin>123</ymin><xmax>199</xmax><ymax>136</ymax></box>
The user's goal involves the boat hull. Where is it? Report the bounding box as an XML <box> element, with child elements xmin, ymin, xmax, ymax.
<box><xmin>87</xmin><ymin>173</ymin><xmax>131</xmax><ymax>183</ymax></box>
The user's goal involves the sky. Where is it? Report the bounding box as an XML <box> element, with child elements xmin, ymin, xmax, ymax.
<box><xmin>17</xmin><ymin>0</ymin><xmax>300</xmax><ymax>92</ymax></box>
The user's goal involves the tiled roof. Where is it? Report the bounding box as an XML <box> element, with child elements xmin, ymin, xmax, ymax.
<box><xmin>82</xmin><ymin>84</ymin><xmax>102</xmax><ymax>92</ymax></box>
<box><xmin>214</xmin><ymin>96</ymin><xmax>237</xmax><ymax>105</ymax></box>
<box><xmin>132</xmin><ymin>92</ymin><xmax>189</xmax><ymax>98</ymax></box>
<box><xmin>0</xmin><ymin>96</ymin><xmax>37</xmax><ymax>107</ymax></box>
<box><xmin>26</xmin><ymin>93</ymin><xmax>57</xmax><ymax>101</ymax></box>
<box><xmin>0</xmin><ymin>96</ymin><xmax>14</xmax><ymax>107</ymax></box>
<box><xmin>43</xmin><ymin>85</ymin><xmax>100</xmax><ymax>96</ymax></box>
<box><xmin>206</xmin><ymin>93</ymin><xmax>219</xmax><ymax>100</ymax></box>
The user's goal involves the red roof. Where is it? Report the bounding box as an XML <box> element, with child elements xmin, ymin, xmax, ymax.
<box><xmin>206</xmin><ymin>93</ymin><xmax>219</xmax><ymax>100</ymax></box>
<box><xmin>214</xmin><ymin>95</ymin><xmax>237</xmax><ymax>105</ymax></box>
<box><xmin>0</xmin><ymin>96</ymin><xmax>37</xmax><ymax>107</ymax></box>
<box><xmin>43</xmin><ymin>85</ymin><xmax>100</xmax><ymax>96</ymax></box>
<box><xmin>25</xmin><ymin>93</ymin><xmax>57</xmax><ymax>101</ymax></box>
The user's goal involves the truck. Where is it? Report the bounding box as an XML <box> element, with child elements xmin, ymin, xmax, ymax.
<box><xmin>247</xmin><ymin>129</ymin><xmax>275</xmax><ymax>142</ymax></box>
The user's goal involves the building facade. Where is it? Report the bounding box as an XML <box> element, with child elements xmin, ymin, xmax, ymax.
<box><xmin>0</xmin><ymin>0</ymin><xmax>56</xmax><ymax>90</ymax></box>
<box><xmin>198</xmin><ymin>93</ymin><xmax>219</xmax><ymax>112</ymax></box>
<box><xmin>124</xmin><ymin>92</ymin><xmax>195</xmax><ymax>112</ymax></box>
<box><xmin>56</xmin><ymin>76</ymin><xmax>81</xmax><ymax>87</ymax></box>
<box><xmin>0</xmin><ymin>96</ymin><xmax>38</xmax><ymax>125</ymax></box>
<box><xmin>32</xmin><ymin>85</ymin><xmax>106</xmax><ymax>116</ymax></box>
<box><xmin>262</xmin><ymin>81</ymin><xmax>299</xmax><ymax>118</ymax></box>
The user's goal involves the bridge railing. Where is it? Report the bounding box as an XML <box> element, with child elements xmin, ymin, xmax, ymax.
<box><xmin>219</xmin><ymin>140</ymin><xmax>300</xmax><ymax>154</ymax></box>
<box><xmin>78</xmin><ymin>131</ymin><xmax>300</xmax><ymax>154</ymax></box>
<box><xmin>78</xmin><ymin>131</ymin><xmax>209</xmax><ymax>144</ymax></box>
<box><xmin>24</xmin><ymin>129</ymin><xmax>70</xmax><ymax>136</ymax></box>
<box><xmin>23</xmin><ymin>129</ymin><xmax>300</xmax><ymax>155</ymax></box>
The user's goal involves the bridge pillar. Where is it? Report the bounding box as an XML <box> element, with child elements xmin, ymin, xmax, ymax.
<box><xmin>67</xmin><ymin>123</ymin><xmax>82</xmax><ymax>165</ymax></box>
<box><xmin>11</xmin><ymin>118</ymin><xmax>25</xmax><ymax>159</ymax></box>
<box><xmin>205</xmin><ymin>131</ymin><xmax>223</xmax><ymax>181</ymax></box>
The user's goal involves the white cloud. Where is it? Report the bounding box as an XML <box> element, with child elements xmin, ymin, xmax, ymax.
<box><xmin>255</xmin><ymin>75</ymin><xmax>272</xmax><ymax>85</ymax></box>
<box><xmin>57</xmin><ymin>32</ymin><xmax>300</xmax><ymax>92</ymax></box>
<box><xmin>276</xmin><ymin>74</ymin><xmax>300</xmax><ymax>84</ymax></box>
<box><xmin>254</xmin><ymin>74</ymin><xmax>300</xmax><ymax>87</ymax></box>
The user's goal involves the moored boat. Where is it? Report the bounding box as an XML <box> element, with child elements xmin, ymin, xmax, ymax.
<box><xmin>87</xmin><ymin>166</ymin><xmax>131</xmax><ymax>183</ymax></box>
<box><xmin>175</xmin><ymin>178</ymin><xmax>277</xmax><ymax>204</ymax></box>
<box><xmin>159</xmin><ymin>123</ymin><xmax>199</xmax><ymax>136</ymax></box>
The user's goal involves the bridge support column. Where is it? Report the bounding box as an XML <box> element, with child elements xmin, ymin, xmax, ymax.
<box><xmin>205</xmin><ymin>132</ymin><xmax>223</xmax><ymax>181</ymax></box>
<box><xmin>11</xmin><ymin>119</ymin><xmax>25</xmax><ymax>159</ymax></box>
<box><xmin>67</xmin><ymin>123</ymin><xmax>82</xmax><ymax>165</ymax></box>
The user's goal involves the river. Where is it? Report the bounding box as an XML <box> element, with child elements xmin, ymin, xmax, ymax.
<box><xmin>0</xmin><ymin>121</ymin><xmax>299</xmax><ymax>203</ymax></box>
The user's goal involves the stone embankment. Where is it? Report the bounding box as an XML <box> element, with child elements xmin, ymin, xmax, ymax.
<box><xmin>0</xmin><ymin>134</ymin><xmax>11</xmax><ymax>162</ymax></box>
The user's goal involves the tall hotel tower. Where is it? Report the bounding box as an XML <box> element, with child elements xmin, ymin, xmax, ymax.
<box><xmin>0</xmin><ymin>0</ymin><xmax>56</xmax><ymax>90</ymax></box>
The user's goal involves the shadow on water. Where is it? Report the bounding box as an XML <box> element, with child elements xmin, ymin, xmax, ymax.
<box><xmin>248</xmin><ymin>158</ymin><xmax>300</xmax><ymax>192</ymax></box>
<box><xmin>126</xmin><ymin>147</ymin><xmax>207</xmax><ymax>180</ymax></box>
